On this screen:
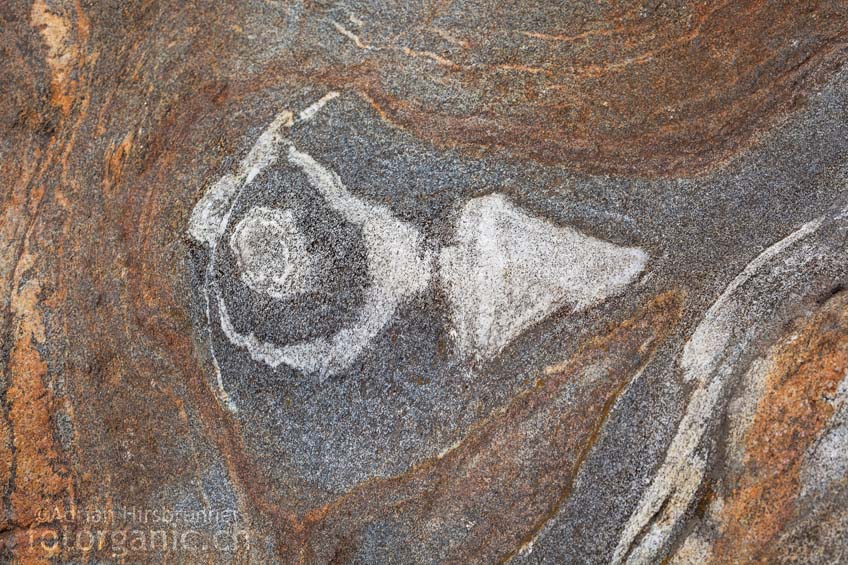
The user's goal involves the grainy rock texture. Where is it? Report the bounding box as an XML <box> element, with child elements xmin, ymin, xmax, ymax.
<box><xmin>1</xmin><ymin>0</ymin><xmax>848</xmax><ymax>563</ymax></box>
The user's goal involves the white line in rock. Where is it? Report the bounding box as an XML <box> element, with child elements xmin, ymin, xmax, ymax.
<box><xmin>187</xmin><ymin>92</ymin><xmax>340</xmax><ymax>412</ymax></box>
<box><xmin>217</xmin><ymin>147</ymin><xmax>433</xmax><ymax>381</ymax></box>
<box><xmin>612</xmin><ymin>214</ymin><xmax>837</xmax><ymax>565</ymax></box>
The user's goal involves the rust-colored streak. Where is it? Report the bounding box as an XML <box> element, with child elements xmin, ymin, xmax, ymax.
<box><xmin>298</xmin><ymin>292</ymin><xmax>682</xmax><ymax>563</ymax></box>
<box><xmin>299</xmin><ymin>0</ymin><xmax>848</xmax><ymax>176</ymax></box>
<box><xmin>29</xmin><ymin>0</ymin><xmax>87</xmax><ymax>116</ymax></box>
<box><xmin>714</xmin><ymin>291</ymin><xmax>848</xmax><ymax>563</ymax></box>
<box><xmin>101</xmin><ymin>130</ymin><xmax>135</xmax><ymax>197</ymax></box>
<box><xmin>5</xmin><ymin>278</ymin><xmax>69</xmax><ymax>564</ymax></box>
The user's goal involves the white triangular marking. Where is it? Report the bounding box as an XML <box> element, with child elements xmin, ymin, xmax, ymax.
<box><xmin>439</xmin><ymin>194</ymin><xmax>647</xmax><ymax>359</ymax></box>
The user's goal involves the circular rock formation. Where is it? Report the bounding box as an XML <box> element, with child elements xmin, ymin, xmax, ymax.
<box><xmin>229</xmin><ymin>206</ymin><xmax>312</xmax><ymax>300</ymax></box>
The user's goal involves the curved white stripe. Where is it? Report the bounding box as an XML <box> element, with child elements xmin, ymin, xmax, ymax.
<box><xmin>613</xmin><ymin>212</ymin><xmax>842</xmax><ymax>564</ymax></box>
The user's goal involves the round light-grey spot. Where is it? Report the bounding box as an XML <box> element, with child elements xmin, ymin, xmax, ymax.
<box><xmin>229</xmin><ymin>206</ymin><xmax>312</xmax><ymax>300</ymax></box>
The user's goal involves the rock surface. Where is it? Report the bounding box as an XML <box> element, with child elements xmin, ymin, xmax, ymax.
<box><xmin>1</xmin><ymin>0</ymin><xmax>848</xmax><ymax>562</ymax></box>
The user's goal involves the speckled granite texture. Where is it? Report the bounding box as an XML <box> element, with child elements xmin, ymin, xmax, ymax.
<box><xmin>2</xmin><ymin>1</ymin><xmax>848</xmax><ymax>562</ymax></box>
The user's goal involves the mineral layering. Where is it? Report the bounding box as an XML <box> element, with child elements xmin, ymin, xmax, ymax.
<box><xmin>2</xmin><ymin>1</ymin><xmax>848</xmax><ymax>563</ymax></box>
